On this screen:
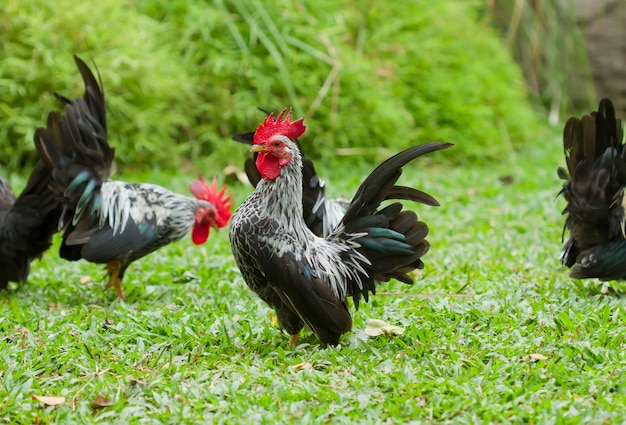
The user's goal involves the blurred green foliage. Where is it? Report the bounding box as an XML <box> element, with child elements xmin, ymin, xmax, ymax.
<box><xmin>0</xmin><ymin>0</ymin><xmax>540</xmax><ymax>171</ymax></box>
<box><xmin>482</xmin><ymin>0</ymin><xmax>596</xmax><ymax>119</ymax></box>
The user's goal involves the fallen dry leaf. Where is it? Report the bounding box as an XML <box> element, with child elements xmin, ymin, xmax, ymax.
<box><xmin>394</xmin><ymin>351</ymin><xmax>407</xmax><ymax>360</ymax></box>
<box><xmin>101</xmin><ymin>318</ymin><xmax>115</xmax><ymax>329</ymax></box>
<box><xmin>223</xmin><ymin>165</ymin><xmax>249</xmax><ymax>184</ymax></box>
<box><xmin>269</xmin><ymin>311</ymin><xmax>277</xmax><ymax>326</ymax></box>
<box><xmin>128</xmin><ymin>379</ymin><xmax>146</xmax><ymax>387</ymax></box>
<box><xmin>527</xmin><ymin>353</ymin><xmax>548</xmax><ymax>361</ymax></box>
<box><xmin>31</xmin><ymin>394</ymin><xmax>65</xmax><ymax>406</ymax></box>
<box><xmin>499</xmin><ymin>175</ymin><xmax>514</xmax><ymax>185</ymax></box>
<box><xmin>79</xmin><ymin>275</ymin><xmax>93</xmax><ymax>284</ymax></box>
<box><xmin>408</xmin><ymin>269</ymin><xmax>424</xmax><ymax>279</ymax></box>
<box><xmin>365</xmin><ymin>319</ymin><xmax>405</xmax><ymax>337</ymax></box>
<box><xmin>292</xmin><ymin>361</ymin><xmax>313</xmax><ymax>370</ymax></box>
<box><xmin>92</xmin><ymin>393</ymin><xmax>114</xmax><ymax>409</ymax></box>
<box><xmin>10</xmin><ymin>329</ymin><xmax>29</xmax><ymax>349</ymax></box>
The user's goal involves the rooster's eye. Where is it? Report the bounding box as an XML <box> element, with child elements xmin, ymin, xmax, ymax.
<box><xmin>272</xmin><ymin>140</ymin><xmax>281</xmax><ymax>148</ymax></box>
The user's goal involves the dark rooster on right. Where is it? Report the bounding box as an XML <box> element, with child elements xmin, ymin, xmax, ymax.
<box><xmin>558</xmin><ymin>98</ymin><xmax>626</xmax><ymax>280</ymax></box>
<box><xmin>230</xmin><ymin>109</ymin><xmax>451</xmax><ymax>346</ymax></box>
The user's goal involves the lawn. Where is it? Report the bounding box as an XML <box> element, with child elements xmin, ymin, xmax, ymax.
<box><xmin>2</xmin><ymin>132</ymin><xmax>626</xmax><ymax>424</ymax></box>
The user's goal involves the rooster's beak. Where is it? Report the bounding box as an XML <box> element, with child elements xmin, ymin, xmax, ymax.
<box><xmin>250</xmin><ymin>144</ymin><xmax>266</xmax><ymax>153</ymax></box>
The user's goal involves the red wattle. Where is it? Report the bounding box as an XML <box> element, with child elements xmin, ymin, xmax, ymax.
<box><xmin>256</xmin><ymin>152</ymin><xmax>281</xmax><ymax>180</ymax></box>
<box><xmin>192</xmin><ymin>224</ymin><xmax>209</xmax><ymax>245</ymax></box>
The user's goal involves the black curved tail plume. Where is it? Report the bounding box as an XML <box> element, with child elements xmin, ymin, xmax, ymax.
<box><xmin>34</xmin><ymin>55</ymin><xmax>113</xmax><ymax>260</ymax></box>
<box><xmin>337</xmin><ymin>141</ymin><xmax>453</xmax><ymax>307</ymax></box>
<box><xmin>558</xmin><ymin>98</ymin><xmax>626</xmax><ymax>279</ymax></box>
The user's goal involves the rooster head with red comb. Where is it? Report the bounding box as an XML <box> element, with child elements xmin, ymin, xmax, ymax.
<box><xmin>189</xmin><ymin>175</ymin><xmax>233</xmax><ymax>245</ymax></box>
<box><xmin>251</xmin><ymin>108</ymin><xmax>306</xmax><ymax>180</ymax></box>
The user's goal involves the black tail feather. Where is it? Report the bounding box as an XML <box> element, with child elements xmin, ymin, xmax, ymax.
<box><xmin>386</xmin><ymin>185</ymin><xmax>440</xmax><ymax>206</ymax></box>
<box><xmin>570</xmin><ymin>240</ymin><xmax>626</xmax><ymax>280</ymax></box>
<box><xmin>34</xmin><ymin>55</ymin><xmax>113</xmax><ymax>260</ymax></box>
<box><xmin>559</xmin><ymin>98</ymin><xmax>626</xmax><ymax>278</ymax></box>
<box><xmin>342</xmin><ymin>142</ymin><xmax>452</xmax><ymax>224</ymax></box>
<box><xmin>337</xmin><ymin>142</ymin><xmax>452</xmax><ymax>306</ymax></box>
<box><xmin>0</xmin><ymin>160</ymin><xmax>62</xmax><ymax>287</ymax></box>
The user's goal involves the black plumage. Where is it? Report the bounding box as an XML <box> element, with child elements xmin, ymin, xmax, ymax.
<box><xmin>558</xmin><ymin>98</ymin><xmax>626</xmax><ymax>279</ymax></box>
<box><xmin>0</xmin><ymin>161</ymin><xmax>61</xmax><ymax>288</ymax></box>
<box><xmin>233</xmin><ymin>130</ymin><xmax>439</xmax><ymax>238</ymax></box>
<box><xmin>230</xmin><ymin>109</ymin><xmax>452</xmax><ymax>345</ymax></box>
<box><xmin>34</xmin><ymin>56</ymin><xmax>231</xmax><ymax>298</ymax></box>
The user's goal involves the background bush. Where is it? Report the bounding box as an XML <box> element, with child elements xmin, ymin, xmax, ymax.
<box><xmin>482</xmin><ymin>0</ymin><xmax>596</xmax><ymax>121</ymax></box>
<box><xmin>0</xmin><ymin>0</ymin><xmax>540</xmax><ymax>171</ymax></box>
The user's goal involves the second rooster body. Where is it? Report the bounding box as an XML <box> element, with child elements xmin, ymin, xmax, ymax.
<box><xmin>35</xmin><ymin>56</ymin><xmax>232</xmax><ymax>298</ymax></box>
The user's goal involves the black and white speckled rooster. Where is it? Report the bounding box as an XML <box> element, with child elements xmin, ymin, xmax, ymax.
<box><xmin>233</xmin><ymin>129</ymin><xmax>350</xmax><ymax>238</ymax></box>
<box><xmin>558</xmin><ymin>98</ymin><xmax>626</xmax><ymax>280</ymax></box>
<box><xmin>230</xmin><ymin>109</ymin><xmax>451</xmax><ymax>345</ymax></box>
<box><xmin>0</xmin><ymin>161</ymin><xmax>61</xmax><ymax>288</ymax></box>
<box><xmin>34</xmin><ymin>56</ymin><xmax>232</xmax><ymax>298</ymax></box>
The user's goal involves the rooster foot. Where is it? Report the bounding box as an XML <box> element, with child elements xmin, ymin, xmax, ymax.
<box><xmin>289</xmin><ymin>334</ymin><xmax>300</xmax><ymax>347</ymax></box>
<box><xmin>103</xmin><ymin>261</ymin><xmax>124</xmax><ymax>299</ymax></box>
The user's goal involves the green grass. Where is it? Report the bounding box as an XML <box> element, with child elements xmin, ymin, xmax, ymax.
<box><xmin>2</xmin><ymin>131</ymin><xmax>626</xmax><ymax>423</ymax></box>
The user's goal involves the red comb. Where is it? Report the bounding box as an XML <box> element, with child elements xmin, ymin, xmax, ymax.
<box><xmin>190</xmin><ymin>175</ymin><xmax>233</xmax><ymax>228</ymax></box>
<box><xmin>253</xmin><ymin>108</ymin><xmax>306</xmax><ymax>144</ymax></box>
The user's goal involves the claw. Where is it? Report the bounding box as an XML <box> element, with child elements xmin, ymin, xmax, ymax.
<box><xmin>103</xmin><ymin>261</ymin><xmax>124</xmax><ymax>299</ymax></box>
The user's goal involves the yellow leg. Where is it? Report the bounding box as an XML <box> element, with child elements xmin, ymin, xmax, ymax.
<box><xmin>104</xmin><ymin>261</ymin><xmax>124</xmax><ymax>299</ymax></box>
<box><xmin>289</xmin><ymin>334</ymin><xmax>300</xmax><ymax>347</ymax></box>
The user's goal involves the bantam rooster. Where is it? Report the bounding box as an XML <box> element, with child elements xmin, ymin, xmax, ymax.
<box><xmin>34</xmin><ymin>56</ymin><xmax>232</xmax><ymax>298</ymax></box>
<box><xmin>0</xmin><ymin>161</ymin><xmax>61</xmax><ymax>288</ymax></box>
<box><xmin>232</xmin><ymin>130</ymin><xmax>349</xmax><ymax>237</ymax></box>
<box><xmin>558</xmin><ymin>98</ymin><xmax>626</xmax><ymax>280</ymax></box>
<box><xmin>230</xmin><ymin>109</ymin><xmax>451</xmax><ymax>346</ymax></box>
